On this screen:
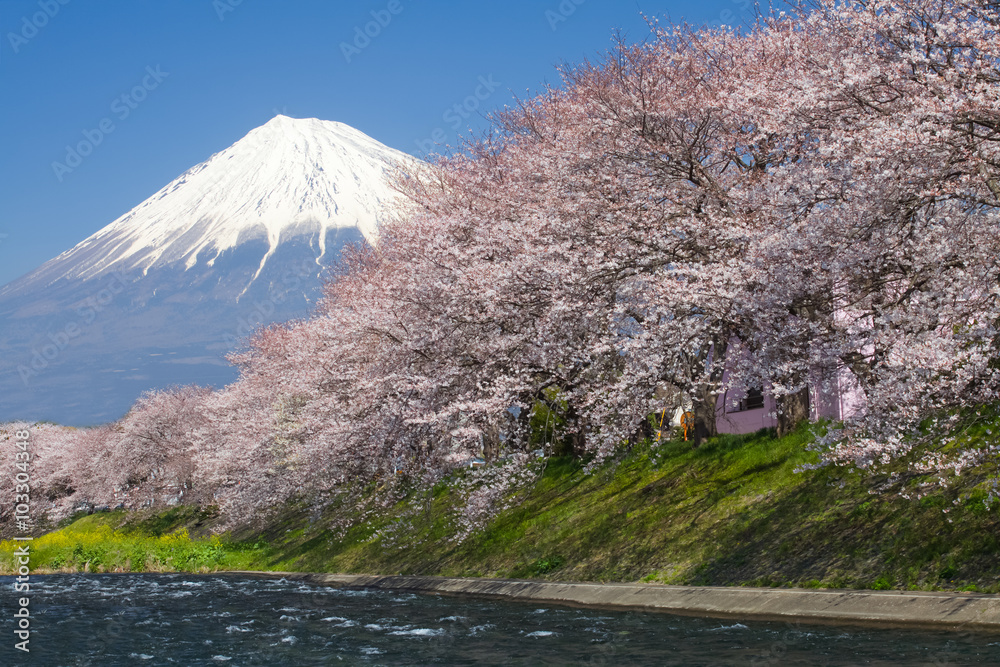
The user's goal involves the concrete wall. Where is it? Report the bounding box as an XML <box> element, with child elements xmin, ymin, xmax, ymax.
<box><xmin>232</xmin><ymin>572</ymin><xmax>1000</xmax><ymax>631</ymax></box>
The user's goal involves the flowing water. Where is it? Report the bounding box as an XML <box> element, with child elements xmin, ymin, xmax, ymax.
<box><xmin>2</xmin><ymin>573</ymin><xmax>999</xmax><ymax>665</ymax></box>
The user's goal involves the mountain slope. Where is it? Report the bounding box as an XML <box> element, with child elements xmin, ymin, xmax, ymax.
<box><xmin>0</xmin><ymin>115</ymin><xmax>420</xmax><ymax>425</ymax></box>
<box><xmin>2</xmin><ymin>115</ymin><xmax>415</xmax><ymax>297</ymax></box>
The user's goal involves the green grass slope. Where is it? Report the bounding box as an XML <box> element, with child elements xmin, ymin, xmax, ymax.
<box><xmin>4</xmin><ymin>424</ymin><xmax>999</xmax><ymax>591</ymax></box>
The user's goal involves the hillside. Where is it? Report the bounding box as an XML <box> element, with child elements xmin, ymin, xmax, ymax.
<box><xmin>6</xmin><ymin>423</ymin><xmax>999</xmax><ymax>593</ymax></box>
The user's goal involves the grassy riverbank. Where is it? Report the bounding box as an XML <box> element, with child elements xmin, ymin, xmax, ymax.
<box><xmin>4</xmin><ymin>423</ymin><xmax>1000</xmax><ymax>591</ymax></box>
<box><xmin>0</xmin><ymin>510</ymin><xmax>264</xmax><ymax>573</ymax></box>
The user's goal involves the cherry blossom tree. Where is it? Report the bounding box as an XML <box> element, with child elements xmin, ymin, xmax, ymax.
<box><xmin>6</xmin><ymin>0</ymin><xmax>999</xmax><ymax>533</ymax></box>
<box><xmin>716</xmin><ymin>0</ymin><xmax>1000</xmax><ymax>468</ymax></box>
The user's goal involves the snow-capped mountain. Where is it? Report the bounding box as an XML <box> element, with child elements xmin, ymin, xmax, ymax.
<box><xmin>0</xmin><ymin>116</ymin><xmax>420</xmax><ymax>425</ymax></box>
<box><xmin>3</xmin><ymin>115</ymin><xmax>416</xmax><ymax>297</ymax></box>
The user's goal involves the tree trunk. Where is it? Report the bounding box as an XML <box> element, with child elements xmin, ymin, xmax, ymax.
<box><xmin>482</xmin><ymin>422</ymin><xmax>501</xmax><ymax>462</ymax></box>
<box><xmin>776</xmin><ymin>386</ymin><xmax>810</xmax><ymax>437</ymax></box>
<box><xmin>687</xmin><ymin>335</ymin><xmax>728</xmax><ymax>447</ymax></box>
<box><xmin>559</xmin><ymin>404</ymin><xmax>586</xmax><ymax>457</ymax></box>
<box><xmin>690</xmin><ymin>383</ymin><xmax>719</xmax><ymax>447</ymax></box>
<box><xmin>629</xmin><ymin>413</ymin><xmax>655</xmax><ymax>447</ymax></box>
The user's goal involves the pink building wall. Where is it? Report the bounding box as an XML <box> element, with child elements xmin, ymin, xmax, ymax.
<box><xmin>714</xmin><ymin>367</ymin><xmax>778</xmax><ymax>435</ymax></box>
<box><xmin>712</xmin><ymin>342</ymin><xmax>866</xmax><ymax>435</ymax></box>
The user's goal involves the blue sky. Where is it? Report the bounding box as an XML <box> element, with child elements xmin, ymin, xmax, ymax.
<box><xmin>0</xmin><ymin>0</ymin><xmax>756</xmax><ymax>287</ymax></box>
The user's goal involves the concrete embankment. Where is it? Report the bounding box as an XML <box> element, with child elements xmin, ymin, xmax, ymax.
<box><xmin>229</xmin><ymin>572</ymin><xmax>1000</xmax><ymax>631</ymax></box>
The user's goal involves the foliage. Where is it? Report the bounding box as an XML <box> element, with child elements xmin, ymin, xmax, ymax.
<box><xmin>0</xmin><ymin>512</ymin><xmax>267</xmax><ymax>573</ymax></box>
<box><xmin>11</xmin><ymin>427</ymin><xmax>1000</xmax><ymax>594</ymax></box>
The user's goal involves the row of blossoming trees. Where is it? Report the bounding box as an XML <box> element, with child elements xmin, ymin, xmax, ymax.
<box><xmin>3</xmin><ymin>0</ymin><xmax>999</xmax><ymax>530</ymax></box>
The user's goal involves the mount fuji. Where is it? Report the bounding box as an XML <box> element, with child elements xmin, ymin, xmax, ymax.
<box><xmin>0</xmin><ymin>115</ymin><xmax>420</xmax><ymax>425</ymax></box>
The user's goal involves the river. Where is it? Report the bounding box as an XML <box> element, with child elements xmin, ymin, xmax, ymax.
<box><xmin>2</xmin><ymin>574</ymin><xmax>998</xmax><ymax>665</ymax></box>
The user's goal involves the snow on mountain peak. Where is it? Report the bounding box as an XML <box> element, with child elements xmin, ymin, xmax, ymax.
<box><xmin>15</xmin><ymin>116</ymin><xmax>419</xmax><ymax>292</ymax></box>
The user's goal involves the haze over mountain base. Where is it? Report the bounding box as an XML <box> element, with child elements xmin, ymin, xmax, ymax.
<box><xmin>0</xmin><ymin>226</ymin><xmax>366</xmax><ymax>425</ymax></box>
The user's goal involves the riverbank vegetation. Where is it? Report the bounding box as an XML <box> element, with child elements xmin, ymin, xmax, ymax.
<box><xmin>0</xmin><ymin>508</ymin><xmax>263</xmax><ymax>573</ymax></box>
<box><xmin>6</xmin><ymin>420</ymin><xmax>999</xmax><ymax>593</ymax></box>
